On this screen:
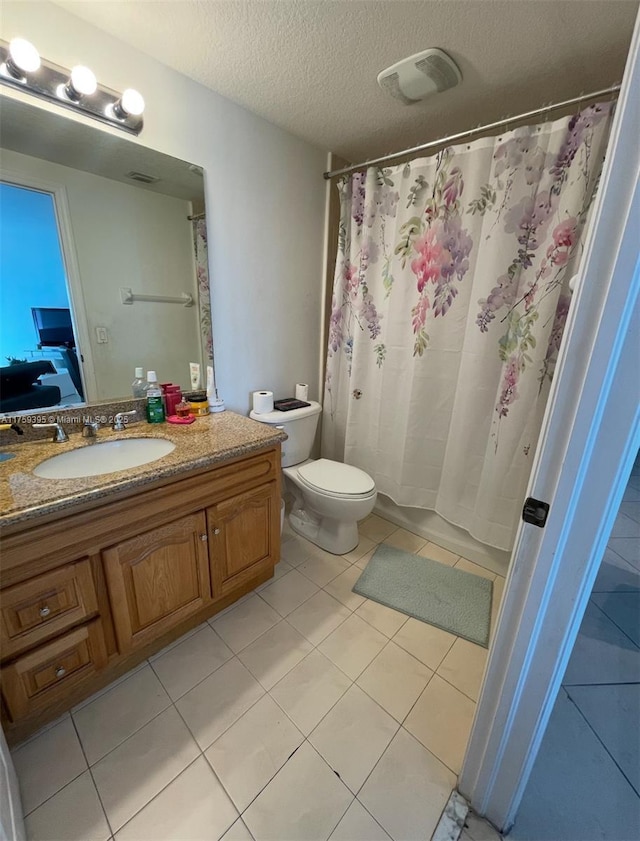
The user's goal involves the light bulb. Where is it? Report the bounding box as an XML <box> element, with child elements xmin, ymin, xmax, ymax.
<box><xmin>120</xmin><ymin>88</ymin><xmax>145</xmax><ymax>116</ymax></box>
<box><xmin>7</xmin><ymin>38</ymin><xmax>40</xmax><ymax>77</ymax></box>
<box><xmin>69</xmin><ymin>65</ymin><xmax>97</xmax><ymax>96</ymax></box>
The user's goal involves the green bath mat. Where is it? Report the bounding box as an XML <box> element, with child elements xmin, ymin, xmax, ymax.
<box><xmin>353</xmin><ymin>543</ymin><xmax>493</xmax><ymax>647</ymax></box>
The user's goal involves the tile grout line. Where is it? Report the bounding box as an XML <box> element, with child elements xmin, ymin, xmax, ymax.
<box><xmin>72</xmin><ymin>691</ymin><xmax>172</xmax><ymax>767</ymax></box>
<box><xmin>111</xmin><ymin>751</ymin><xmax>207</xmax><ymax>838</ymax></box>
<box><xmin>18</xmin><ymin>713</ymin><xmax>93</xmax><ymax>821</ymax></box>
<box><xmin>588</xmin><ymin>597</ymin><xmax>640</xmax><ymax>651</ymax></box>
<box><xmin>563</xmin><ymin>688</ymin><xmax>640</xmax><ymax>800</ymax></box>
<box><xmin>69</xmin><ymin>660</ymin><xmax>149</xmax><ymax>716</ymax></box>
<box><xmin>147</xmin><ymin>647</ymin><xmax>233</xmax><ymax>703</ymax></box>
<box><xmin>604</xmin><ymin>540</ymin><xmax>640</xmax><ymax>570</ymax></box>
<box><xmin>20</xmin><ymin>763</ymin><xmax>88</xmax><ymax>821</ymax></box>
<box><xmin>170</xmin><ymin>666</ymin><xmax>266</xmax><ymax>754</ymax></box>
<box><xmin>562</xmin><ymin>680</ymin><xmax>640</xmax><ymax>687</ymax></box>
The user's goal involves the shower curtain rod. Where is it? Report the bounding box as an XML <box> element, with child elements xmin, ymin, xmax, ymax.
<box><xmin>323</xmin><ymin>84</ymin><xmax>621</xmax><ymax>179</ymax></box>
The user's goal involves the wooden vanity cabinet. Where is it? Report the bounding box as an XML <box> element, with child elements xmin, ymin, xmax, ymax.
<box><xmin>0</xmin><ymin>445</ymin><xmax>281</xmax><ymax>742</ymax></box>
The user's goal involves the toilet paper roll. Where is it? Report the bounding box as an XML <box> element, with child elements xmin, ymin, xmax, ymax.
<box><xmin>252</xmin><ymin>390</ymin><xmax>274</xmax><ymax>414</ymax></box>
<box><xmin>295</xmin><ymin>383</ymin><xmax>309</xmax><ymax>402</ymax></box>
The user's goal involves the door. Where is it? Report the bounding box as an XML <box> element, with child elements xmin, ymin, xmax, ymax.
<box><xmin>207</xmin><ymin>483</ymin><xmax>277</xmax><ymax>599</ymax></box>
<box><xmin>103</xmin><ymin>512</ymin><xmax>212</xmax><ymax>653</ymax></box>
<box><xmin>459</xmin><ymin>15</ymin><xmax>640</xmax><ymax>832</ymax></box>
<box><xmin>0</xmin><ymin>724</ymin><xmax>25</xmax><ymax>841</ymax></box>
<box><xmin>0</xmin><ymin>174</ymin><xmax>95</xmax><ymax>407</ymax></box>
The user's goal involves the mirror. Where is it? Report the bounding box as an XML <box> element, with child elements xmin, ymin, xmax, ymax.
<box><xmin>0</xmin><ymin>95</ymin><xmax>209</xmax><ymax>415</ymax></box>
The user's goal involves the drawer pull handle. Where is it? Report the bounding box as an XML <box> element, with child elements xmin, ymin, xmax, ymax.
<box><xmin>200</xmin><ymin>533</ymin><xmax>208</xmax><ymax>542</ymax></box>
<box><xmin>213</xmin><ymin>528</ymin><xmax>220</xmax><ymax>535</ymax></box>
<box><xmin>55</xmin><ymin>666</ymin><xmax>66</xmax><ymax>679</ymax></box>
<box><xmin>39</xmin><ymin>606</ymin><xmax>51</xmax><ymax>618</ymax></box>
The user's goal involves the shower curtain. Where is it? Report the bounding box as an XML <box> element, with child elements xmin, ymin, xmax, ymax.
<box><xmin>192</xmin><ymin>216</ymin><xmax>213</xmax><ymax>365</ymax></box>
<box><xmin>322</xmin><ymin>104</ymin><xmax>613</xmax><ymax>550</ymax></box>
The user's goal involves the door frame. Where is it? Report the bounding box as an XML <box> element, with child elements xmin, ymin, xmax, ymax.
<box><xmin>459</xmin><ymin>14</ymin><xmax>640</xmax><ymax>831</ymax></box>
<box><xmin>0</xmin><ymin>169</ymin><xmax>98</xmax><ymax>403</ymax></box>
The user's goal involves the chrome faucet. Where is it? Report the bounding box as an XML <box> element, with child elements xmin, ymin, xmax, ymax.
<box><xmin>33</xmin><ymin>422</ymin><xmax>69</xmax><ymax>443</ymax></box>
<box><xmin>113</xmin><ymin>410</ymin><xmax>137</xmax><ymax>431</ymax></box>
<box><xmin>82</xmin><ymin>421</ymin><xmax>100</xmax><ymax>440</ymax></box>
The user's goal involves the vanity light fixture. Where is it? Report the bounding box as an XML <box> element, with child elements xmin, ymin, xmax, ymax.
<box><xmin>0</xmin><ymin>38</ymin><xmax>144</xmax><ymax>135</ymax></box>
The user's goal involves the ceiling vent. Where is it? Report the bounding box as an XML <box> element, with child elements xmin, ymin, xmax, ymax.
<box><xmin>377</xmin><ymin>49</ymin><xmax>462</xmax><ymax>104</ymax></box>
<box><xmin>126</xmin><ymin>171</ymin><xmax>160</xmax><ymax>184</ymax></box>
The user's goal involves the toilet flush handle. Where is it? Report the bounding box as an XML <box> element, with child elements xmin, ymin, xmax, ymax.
<box><xmin>275</xmin><ymin>426</ymin><xmax>286</xmax><ymax>461</ymax></box>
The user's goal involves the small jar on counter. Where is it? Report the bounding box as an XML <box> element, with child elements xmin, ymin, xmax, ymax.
<box><xmin>184</xmin><ymin>390</ymin><xmax>209</xmax><ymax>416</ymax></box>
<box><xmin>174</xmin><ymin>399</ymin><xmax>192</xmax><ymax>418</ymax></box>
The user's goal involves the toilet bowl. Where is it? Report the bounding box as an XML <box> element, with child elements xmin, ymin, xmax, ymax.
<box><xmin>249</xmin><ymin>400</ymin><xmax>377</xmax><ymax>554</ymax></box>
<box><xmin>284</xmin><ymin>458</ymin><xmax>376</xmax><ymax>554</ymax></box>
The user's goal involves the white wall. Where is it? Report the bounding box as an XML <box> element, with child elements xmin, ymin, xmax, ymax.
<box><xmin>2</xmin><ymin>148</ymin><xmax>201</xmax><ymax>401</ymax></box>
<box><xmin>0</xmin><ymin>1</ymin><xmax>328</xmax><ymax>412</ymax></box>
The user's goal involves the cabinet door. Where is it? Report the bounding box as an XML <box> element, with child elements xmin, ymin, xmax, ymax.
<box><xmin>207</xmin><ymin>482</ymin><xmax>277</xmax><ymax>599</ymax></box>
<box><xmin>103</xmin><ymin>512</ymin><xmax>212</xmax><ymax>653</ymax></box>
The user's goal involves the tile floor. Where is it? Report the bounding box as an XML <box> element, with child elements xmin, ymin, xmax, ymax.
<box><xmin>12</xmin><ymin>515</ymin><xmax>506</xmax><ymax>841</ymax></box>
<box><xmin>510</xmin><ymin>466</ymin><xmax>640</xmax><ymax>840</ymax></box>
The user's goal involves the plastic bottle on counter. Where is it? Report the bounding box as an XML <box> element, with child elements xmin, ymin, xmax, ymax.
<box><xmin>131</xmin><ymin>367</ymin><xmax>147</xmax><ymax>398</ymax></box>
<box><xmin>145</xmin><ymin>371</ymin><xmax>165</xmax><ymax>424</ymax></box>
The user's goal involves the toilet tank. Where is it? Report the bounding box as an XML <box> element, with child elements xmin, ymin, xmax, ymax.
<box><xmin>249</xmin><ymin>400</ymin><xmax>322</xmax><ymax>467</ymax></box>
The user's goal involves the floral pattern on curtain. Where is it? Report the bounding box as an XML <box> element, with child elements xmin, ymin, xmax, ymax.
<box><xmin>322</xmin><ymin>104</ymin><xmax>613</xmax><ymax>550</ymax></box>
<box><xmin>192</xmin><ymin>217</ymin><xmax>213</xmax><ymax>364</ymax></box>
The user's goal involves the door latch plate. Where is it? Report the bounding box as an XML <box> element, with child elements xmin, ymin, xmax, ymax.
<box><xmin>522</xmin><ymin>497</ymin><xmax>550</xmax><ymax>528</ymax></box>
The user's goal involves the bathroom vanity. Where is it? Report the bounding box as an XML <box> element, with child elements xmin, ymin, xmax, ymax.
<box><xmin>0</xmin><ymin>413</ymin><xmax>285</xmax><ymax>744</ymax></box>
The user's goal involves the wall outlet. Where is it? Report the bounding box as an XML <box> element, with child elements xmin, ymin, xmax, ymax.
<box><xmin>96</xmin><ymin>327</ymin><xmax>109</xmax><ymax>344</ymax></box>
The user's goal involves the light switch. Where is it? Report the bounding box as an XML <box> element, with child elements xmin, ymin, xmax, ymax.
<box><xmin>96</xmin><ymin>327</ymin><xmax>109</xmax><ymax>344</ymax></box>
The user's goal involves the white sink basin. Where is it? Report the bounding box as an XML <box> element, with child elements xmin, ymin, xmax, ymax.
<box><xmin>33</xmin><ymin>437</ymin><xmax>176</xmax><ymax>479</ymax></box>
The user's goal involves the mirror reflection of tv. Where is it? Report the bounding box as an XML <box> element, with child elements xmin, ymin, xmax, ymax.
<box><xmin>31</xmin><ymin>307</ymin><xmax>75</xmax><ymax>348</ymax></box>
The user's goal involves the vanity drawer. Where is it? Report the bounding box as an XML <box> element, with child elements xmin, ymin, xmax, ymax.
<box><xmin>1</xmin><ymin>620</ymin><xmax>108</xmax><ymax>721</ymax></box>
<box><xmin>0</xmin><ymin>559</ymin><xmax>99</xmax><ymax>659</ymax></box>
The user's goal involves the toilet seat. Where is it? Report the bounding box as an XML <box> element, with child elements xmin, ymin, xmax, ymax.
<box><xmin>296</xmin><ymin>458</ymin><xmax>375</xmax><ymax>499</ymax></box>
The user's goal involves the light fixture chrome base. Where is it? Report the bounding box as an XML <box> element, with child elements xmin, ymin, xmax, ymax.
<box><xmin>0</xmin><ymin>40</ymin><xmax>143</xmax><ymax>135</ymax></box>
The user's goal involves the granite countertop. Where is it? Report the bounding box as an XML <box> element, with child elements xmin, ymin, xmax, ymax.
<box><xmin>0</xmin><ymin>412</ymin><xmax>286</xmax><ymax>530</ymax></box>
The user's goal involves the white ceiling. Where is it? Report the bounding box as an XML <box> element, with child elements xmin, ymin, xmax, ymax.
<box><xmin>56</xmin><ymin>0</ymin><xmax>638</xmax><ymax>162</ymax></box>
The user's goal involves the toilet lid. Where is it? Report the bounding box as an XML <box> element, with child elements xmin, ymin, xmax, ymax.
<box><xmin>297</xmin><ymin>459</ymin><xmax>375</xmax><ymax>496</ymax></box>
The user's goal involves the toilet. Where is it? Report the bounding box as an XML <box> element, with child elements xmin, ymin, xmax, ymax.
<box><xmin>249</xmin><ymin>400</ymin><xmax>377</xmax><ymax>554</ymax></box>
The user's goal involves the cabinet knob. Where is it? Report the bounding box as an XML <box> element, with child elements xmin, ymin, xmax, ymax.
<box><xmin>55</xmin><ymin>666</ymin><xmax>66</xmax><ymax>679</ymax></box>
<box><xmin>39</xmin><ymin>606</ymin><xmax>51</xmax><ymax>618</ymax></box>
<box><xmin>200</xmin><ymin>533</ymin><xmax>208</xmax><ymax>542</ymax></box>
<box><xmin>213</xmin><ymin>528</ymin><xmax>220</xmax><ymax>535</ymax></box>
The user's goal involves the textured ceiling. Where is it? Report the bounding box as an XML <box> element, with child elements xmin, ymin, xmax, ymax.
<box><xmin>55</xmin><ymin>0</ymin><xmax>638</xmax><ymax>162</ymax></box>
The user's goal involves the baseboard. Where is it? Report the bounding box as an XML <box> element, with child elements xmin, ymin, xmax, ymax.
<box><xmin>374</xmin><ymin>494</ymin><xmax>511</xmax><ymax>577</ymax></box>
